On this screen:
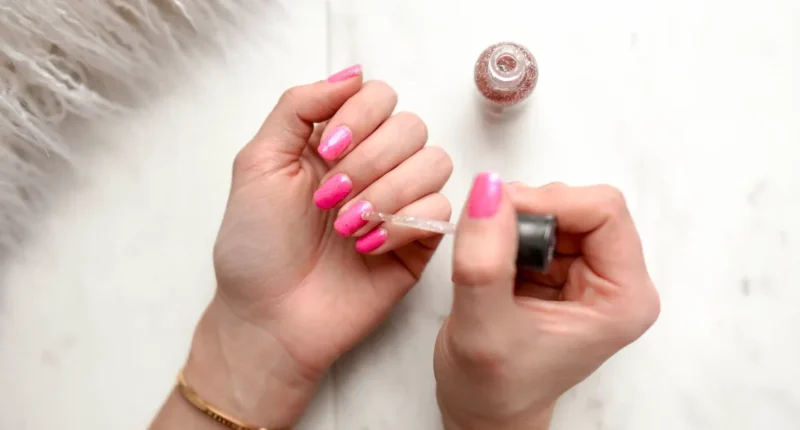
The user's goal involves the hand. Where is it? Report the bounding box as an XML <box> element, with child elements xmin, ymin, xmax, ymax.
<box><xmin>184</xmin><ymin>67</ymin><xmax>453</xmax><ymax>428</ymax></box>
<box><xmin>433</xmin><ymin>174</ymin><xmax>660</xmax><ymax>430</ymax></box>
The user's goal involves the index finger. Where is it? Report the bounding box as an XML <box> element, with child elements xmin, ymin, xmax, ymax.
<box><xmin>507</xmin><ymin>183</ymin><xmax>648</xmax><ymax>286</ymax></box>
<box><xmin>247</xmin><ymin>66</ymin><xmax>364</xmax><ymax>168</ymax></box>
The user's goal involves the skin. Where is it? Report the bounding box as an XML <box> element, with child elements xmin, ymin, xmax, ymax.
<box><xmin>434</xmin><ymin>180</ymin><xmax>661</xmax><ymax>430</ymax></box>
<box><xmin>150</xmin><ymin>70</ymin><xmax>453</xmax><ymax>429</ymax></box>
<box><xmin>150</xmin><ymin>68</ymin><xmax>660</xmax><ymax>430</ymax></box>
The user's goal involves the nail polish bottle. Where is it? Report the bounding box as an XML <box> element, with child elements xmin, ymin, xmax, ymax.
<box><xmin>474</xmin><ymin>42</ymin><xmax>538</xmax><ymax>113</ymax></box>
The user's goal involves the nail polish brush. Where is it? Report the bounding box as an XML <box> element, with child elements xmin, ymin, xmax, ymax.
<box><xmin>362</xmin><ymin>211</ymin><xmax>557</xmax><ymax>272</ymax></box>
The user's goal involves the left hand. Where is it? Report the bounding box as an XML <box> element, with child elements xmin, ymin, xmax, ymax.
<box><xmin>184</xmin><ymin>67</ymin><xmax>453</xmax><ymax>429</ymax></box>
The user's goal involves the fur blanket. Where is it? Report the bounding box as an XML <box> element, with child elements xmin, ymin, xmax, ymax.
<box><xmin>0</xmin><ymin>1</ymin><xmax>255</xmax><ymax>260</ymax></box>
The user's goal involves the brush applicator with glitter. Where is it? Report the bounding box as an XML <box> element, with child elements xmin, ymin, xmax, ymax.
<box><xmin>474</xmin><ymin>42</ymin><xmax>538</xmax><ymax>111</ymax></box>
<box><xmin>362</xmin><ymin>211</ymin><xmax>557</xmax><ymax>272</ymax></box>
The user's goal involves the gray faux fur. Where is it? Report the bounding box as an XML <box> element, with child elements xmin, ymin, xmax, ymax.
<box><xmin>0</xmin><ymin>0</ymin><xmax>257</xmax><ymax>260</ymax></box>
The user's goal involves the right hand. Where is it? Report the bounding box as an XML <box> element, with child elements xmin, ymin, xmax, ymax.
<box><xmin>433</xmin><ymin>174</ymin><xmax>660</xmax><ymax>430</ymax></box>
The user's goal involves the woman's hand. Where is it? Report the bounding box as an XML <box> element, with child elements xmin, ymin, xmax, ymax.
<box><xmin>434</xmin><ymin>174</ymin><xmax>660</xmax><ymax>430</ymax></box>
<box><xmin>183</xmin><ymin>67</ymin><xmax>453</xmax><ymax>429</ymax></box>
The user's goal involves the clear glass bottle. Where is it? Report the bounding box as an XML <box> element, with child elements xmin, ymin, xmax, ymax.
<box><xmin>474</xmin><ymin>42</ymin><xmax>538</xmax><ymax>113</ymax></box>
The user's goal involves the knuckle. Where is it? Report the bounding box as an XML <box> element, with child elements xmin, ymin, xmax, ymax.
<box><xmin>445</xmin><ymin>333</ymin><xmax>511</xmax><ymax>379</ymax></box>
<box><xmin>436</xmin><ymin>146</ymin><xmax>455</xmax><ymax>172</ymax></box>
<box><xmin>423</xmin><ymin>146</ymin><xmax>453</xmax><ymax>176</ymax></box>
<box><xmin>541</xmin><ymin>181</ymin><xmax>567</xmax><ymax>189</ymax></box>
<box><xmin>364</xmin><ymin>80</ymin><xmax>398</xmax><ymax>104</ymax></box>
<box><xmin>393</xmin><ymin>110</ymin><xmax>423</xmax><ymax>124</ymax></box>
<box><xmin>357</xmin><ymin>140</ymin><xmax>382</xmax><ymax>166</ymax></box>
<box><xmin>506</xmin><ymin>181</ymin><xmax>528</xmax><ymax>199</ymax></box>
<box><xmin>393</xmin><ymin>111</ymin><xmax>428</xmax><ymax>145</ymax></box>
<box><xmin>617</xmin><ymin>288</ymin><xmax>661</xmax><ymax>341</ymax></box>
<box><xmin>638</xmin><ymin>289</ymin><xmax>661</xmax><ymax>329</ymax></box>
<box><xmin>278</xmin><ymin>86</ymin><xmax>303</xmax><ymax>106</ymax></box>
<box><xmin>455</xmin><ymin>342</ymin><xmax>507</xmax><ymax>370</ymax></box>
<box><xmin>452</xmin><ymin>257</ymin><xmax>513</xmax><ymax>287</ymax></box>
<box><xmin>381</xmin><ymin>178</ymin><xmax>407</xmax><ymax>204</ymax></box>
<box><xmin>232</xmin><ymin>142</ymin><xmax>280</xmax><ymax>177</ymax></box>
<box><xmin>520</xmin><ymin>182</ymin><xmax>566</xmax><ymax>202</ymax></box>
<box><xmin>232</xmin><ymin>146</ymin><xmax>257</xmax><ymax>174</ymax></box>
<box><xmin>595</xmin><ymin>184</ymin><xmax>628</xmax><ymax>215</ymax></box>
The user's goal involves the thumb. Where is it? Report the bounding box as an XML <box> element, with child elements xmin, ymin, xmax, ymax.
<box><xmin>250</xmin><ymin>65</ymin><xmax>363</xmax><ymax>167</ymax></box>
<box><xmin>451</xmin><ymin>172</ymin><xmax>518</xmax><ymax>322</ymax></box>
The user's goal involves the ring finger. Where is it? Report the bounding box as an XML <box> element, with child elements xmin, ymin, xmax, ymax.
<box><xmin>354</xmin><ymin>193</ymin><xmax>452</xmax><ymax>255</ymax></box>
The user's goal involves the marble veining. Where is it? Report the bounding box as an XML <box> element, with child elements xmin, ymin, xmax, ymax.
<box><xmin>328</xmin><ymin>0</ymin><xmax>800</xmax><ymax>429</ymax></box>
<box><xmin>1</xmin><ymin>0</ymin><xmax>799</xmax><ymax>429</ymax></box>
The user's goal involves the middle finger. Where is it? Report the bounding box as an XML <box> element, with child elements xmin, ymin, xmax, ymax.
<box><xmin>336</xmin><ymin>145</ymin><xmax>453</xmax><ymax>237</ymax></box>
<box><xmin>313</xmin><ymin>111</ymin><xmax>427</xmax><ymax>211</ymax></box>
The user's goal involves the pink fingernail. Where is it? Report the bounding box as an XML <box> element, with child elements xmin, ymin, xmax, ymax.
<box><xmin>334</xmin><ymin>201</ymin><xmax>372</xmax><ymax>236</ymax></box>
<box><xmin>327</xmin><ymin>64</ymin><xmax>362</xmax><ymax>83</ymax></box>
<box><xmin>467</xmin><ymin>171</ymin><xmax>503</xmax><ymax>218</ymax></box>
<box><xmin>356</xmin><ymin>228</ymin><xmax>388</xmax><ymax>253</ymax></box>
<box><xmin>318</xmin><ymin>126</ymin><xmax>352</xmax><ymax>161</ymax></box>
<box><xmin>314</xmin><ymin>173</ymin><xmax>352</xmax><ymax>209</ymax></box>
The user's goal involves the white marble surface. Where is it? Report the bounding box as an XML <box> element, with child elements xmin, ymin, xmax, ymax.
<box><xmin>2</xmin><ymin>0</ymin><xmax>800</xmax><ymax>429</ymax></box>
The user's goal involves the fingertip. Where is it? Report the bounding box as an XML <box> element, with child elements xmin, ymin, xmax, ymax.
<box><xmin>452</xmin><ymin>172</ymin><xmax>518</xmax><ymax>289</ymax></box>
<box><xmin>313</xmin><ymin>173</ymin><xmax>352</xmax><ymax>210</ymax></box>
<box><xmin>465</xmin><ymin>171</ymin><xmax>504</xmax><ymax>219</ymax></box>
<box><xmin>507</xmin><ymin>181</ymin><xmax>569</xmax><ymax>209</ymax></box>
<box><xmin>334</xmin><ymin>201</ymin><xmax>372</xmax><ymax>236</ymax></box>
<box><xmin>317</xmin><ymin>125</ymin><xmax>353</xmax><ymax>161</ymax></box>
<box><xmin>355</xmin><ymin>227</ymin><xmax>388</xmax><ymax>254</ymax></box>
<box><xmin>458</xmin><ymin>171</ymin><xmax>519</xmax><ymax>229</ymax></box>
<box><xmin>327</xmin><ymin>64</ymin><xmax>363</xmax><ymax>83</ymax></box>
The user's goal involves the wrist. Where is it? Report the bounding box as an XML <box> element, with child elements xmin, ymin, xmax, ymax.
<box><xmin>439</xmin><ymin>401</ymin><xmax>554</xmax><ymax>430</ymax></box>
<box><xmin>441</xmin><ymin>415</ymin><xmax>552</xmax><ymax>430</ymax></box>
<box><xmin>183</xmin><ymin>295</ymin><xmax>320</xmax><ymax>429</ymax></box>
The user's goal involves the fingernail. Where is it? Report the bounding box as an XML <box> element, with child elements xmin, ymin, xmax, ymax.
<box><xmin>327</xmin><ymin>64</ymin><xmax>362</xmax><ymax>83</ymax></box>
<box><xmin>318</xmin><ymin>126</ymin><xmax>352</xmax><ymax>161</ymax></box>
<box><xmin>467</xmin><ymin>171</ymin><xmax>503</xmax><ymax>218</ymax></box>
<box><xmin>356</xmin><ymin>228</ymin><xmax>388</xmax><ymax>253</ymax></box>
<box><xmin>314</xmin><ymin>173</ymin><xmax>352</xmax><ymax>209</ymax></box>
<box><xmin>334</xmin><ymin>201</ymin><xmax>372</xmax><ymax>236</ymax></box>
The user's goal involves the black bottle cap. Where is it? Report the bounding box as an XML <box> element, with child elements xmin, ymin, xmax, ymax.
<box><xmin>516</xmin><ymin>213</ymin><xmax>557</xmax><ymax>272</ymax></box>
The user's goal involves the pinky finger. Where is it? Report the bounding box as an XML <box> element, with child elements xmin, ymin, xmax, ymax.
<box><xmin>355</xmin><ymin>193</ymin><xmax>452</xmax><ymax>255</ymax></box>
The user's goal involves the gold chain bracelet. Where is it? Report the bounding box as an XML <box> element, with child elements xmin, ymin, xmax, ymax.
<box><xmin>176</xmin><ymin>367</ymin><xmax>268</xmax><ymax>430</ymax></box>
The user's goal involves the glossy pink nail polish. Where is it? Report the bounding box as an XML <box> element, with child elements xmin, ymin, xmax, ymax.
<box><xmin>314</xmin><ymin>173</ymin><xmax>352</xmax><ymax>209</ymax></box>
<box><xmin>327</xmin><ymin>64</ymin><xmax>363</xmax><ymax>83</ymax></box>
<box><xmin>334</xmin><ymin>201</ymin><xmax>372</xmax><ymax>236</ymax></box>
<box><xmin>467</xmin><ymin>172</ymin><xmax>503</xmax><ymax>218</ymax></box>
<box><xmin>317</xmin><ymin>126</ymin><xmax>352</xmax><ymax>161</ymax></box>
<box><xmin>356</xmin><ymin>228</ymin><xmax>388</xmax><ymax>253</ymax></box>
<box><xmin>474</xmin><ymin>42</ymin><xmax>538</xmax><ymax>110</ymax></box>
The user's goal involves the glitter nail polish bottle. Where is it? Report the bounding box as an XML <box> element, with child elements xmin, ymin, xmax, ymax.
<box><xmin>474</xmin><ymin>42</ymin><xmax>538</xmax><ymax>112</ymax></box>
